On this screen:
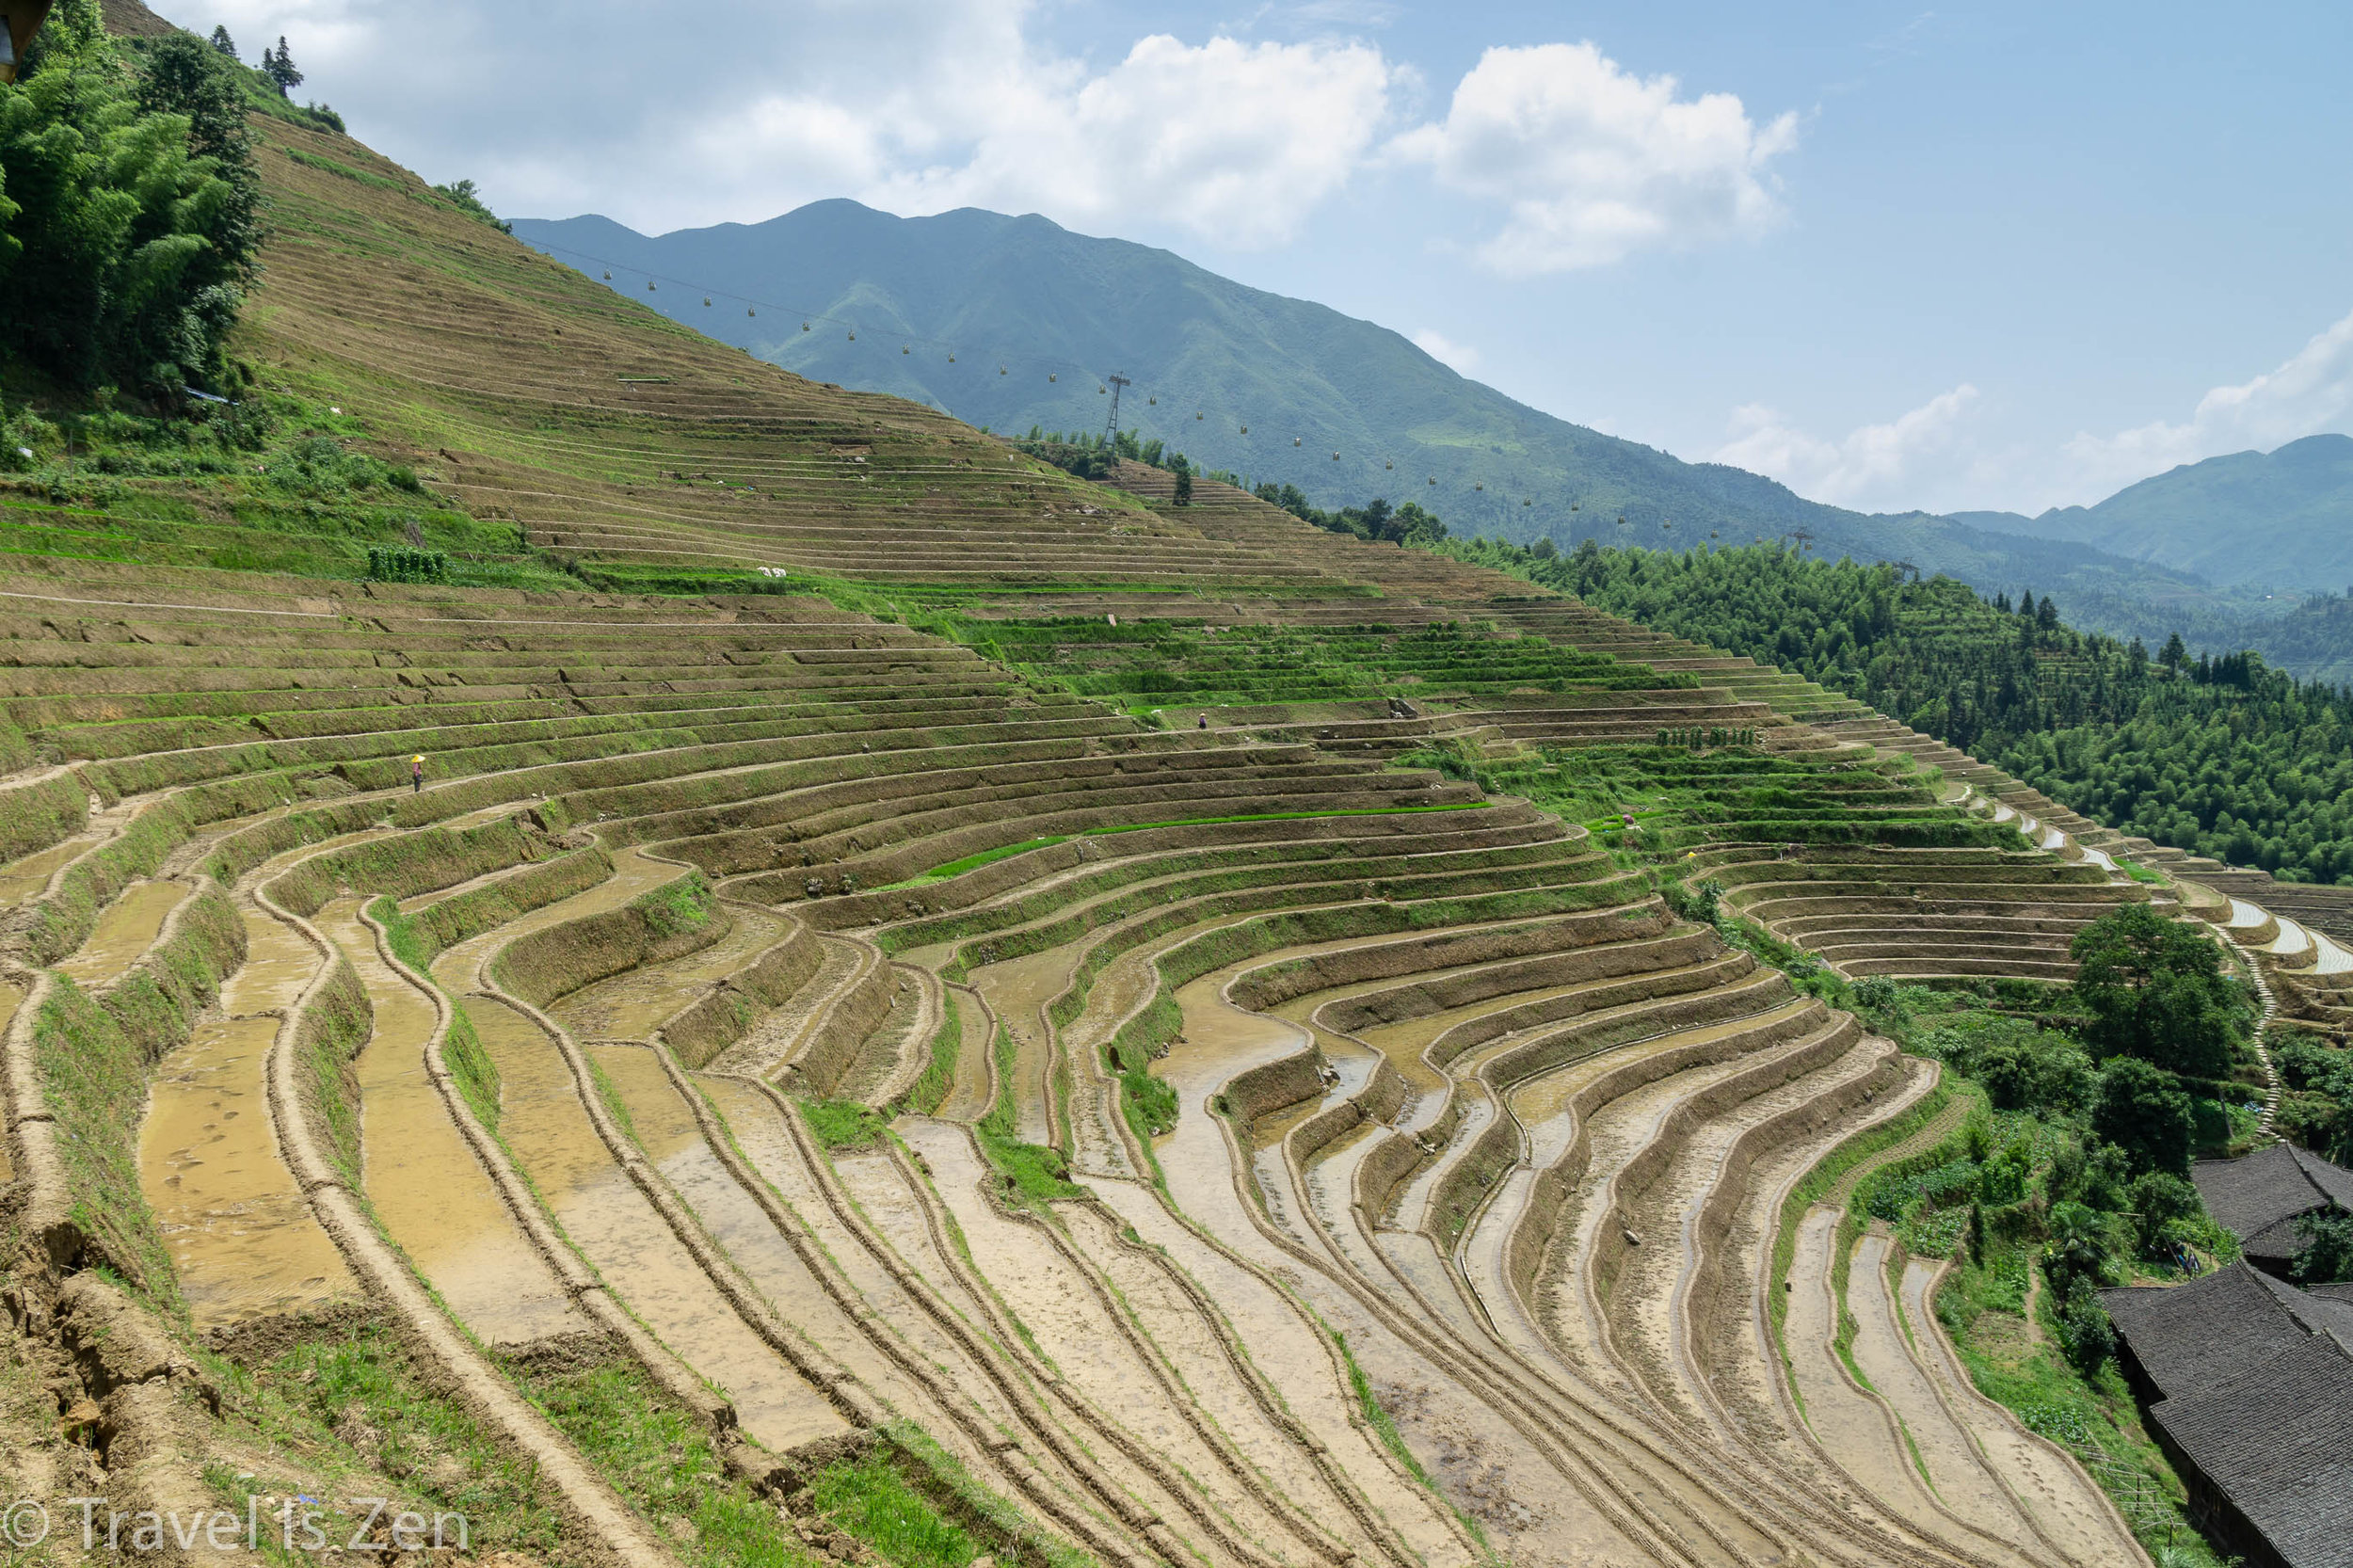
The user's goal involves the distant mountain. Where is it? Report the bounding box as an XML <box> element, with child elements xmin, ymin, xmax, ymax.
<box><xmin>514</xmin><ymin>203</ymin><xmax>2346</xmax><ymax>680</ymax></box>
<box><xmin>1954</xmin><ymin>434</ymin><xmax>2353</xmax><ymax>595</ymax></box>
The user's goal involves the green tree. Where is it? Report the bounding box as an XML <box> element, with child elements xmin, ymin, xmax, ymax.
<box><xmin>1170</xmin><ymin>452</ymin><xmax>1192</xmax><ymax>506</ymax></box>
<box><xmin>2070</xmin><ymin>904</ymin><xmax>2244</xmax><ymax>1079</ymax></box>
<box><xmin>2056</xmin><ymin>1277</ymin><xmax>2116</xmax><ymax>1371</ymax></box>
<box><xmin>2125</xmin><ymin>1169</ymin><xmax>2202</xmax><ymax>1259</ymax></box>
<box><xmin>0</xmin><ymin>12</ymin><xmax>264</xmax><ymax>394</ymax></box>
<box><xmin>2293</xmin><ymin>1205</ymin><xmax>2353</xmax><ymax>1284</ymax></box>
<box><xmin>261</xmin><ymin>36</ymin><xmax>302</xmax><ymax>97</ymax></box>
<box><xmin>433</xmin><ymin>177</ymin><xmax>512</xmax><ymax>233</ymax></box>
<box><xmin>2045</xmin><ymin>1200</ymin><xmax>2116</xmax><ymax>1293</ymax></box>
<box><xmin>207</xmin><ymin>24</ymin><xmax>237</xmax><ymax>57</ymax></box>
<box><xmin>2091</xmin><ymin>1059</ymin><xmax>2195</xmax><ymax>1176</ymax></box>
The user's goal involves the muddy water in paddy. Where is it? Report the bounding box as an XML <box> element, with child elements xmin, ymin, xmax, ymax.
<box><xmin>936</xmin><ymin>987</ymin><xmax>994</xmax><ymax>1123</ymax></box>
<box><xmin>826</xmin><ymin>1148</ymin><xmax>1000</xmax><ymax>1336</ymax></box>
<box><xmin>1156</xmin><ymin>968</ymin><xmax>1641</xmax><ymax>1567</ymax></box>
<box><xmin>553</xmin><ymin>905</ymin><xmax>785</xmax><ymax>1042</ymax></box>
<box><xmin>704</xmin><ymin>1080</ymin><xmax>1025</xmax><ymax>1432</ymax></box>
<box><xmin>1845</xmin><ymin>1233</ymin><xmax>2043</xmax><ymax>1567</ymax></box>
<box><xmin>1090</xmin><ymin>1181</ymin><xmax>1472</xmax><ymax>1568</ymax></box>
<box><xmin>901</xmin><ymin>1119</ymin><xmax>1310</xmax><ymax>1568</ymax></box>
<box><xmin>1681</xmin><ymin>1079</ymin><xmax>1937</xmax><ymax>1523</ymax></box>
<box><xmin>1521</xmin><ymin>1016</ymin><xmax>1811</xmax><ymax>1394</ymax></box>
<box><xmin>138</xmin><ymin>908</ymin><xmax>355</xmax><ymax>1327</ymax></box>
<box><xmin>966</xmin><ymin>946</ymin><xmax>1073</xmax><ymax>1145</ymax></box>
<box><xmin>1607</xmin><ymin>1038</ymin><xmax>1891</xmax><ymax>1433</ymax></box>
<box><xmin>1054</xmin><ymin>1200</ymin><xmax>1375</xmax><ymax>1562</ymax></box>
<box><xmin>316</xmin><ymin>897</ymin><xmax>576</xmax><ymax>1347</ymax></box>
<box><xmin>589</xmin><ymin>1056</ymin><xmax>1003</xmax><ymax>1474</ymax></box>
<box><xmin>1895</xmin><ymin>1259</ymin><xmax>2135</xmax><ymax>1565</ymax></box>
<box><xmin>1783</xmin><ymin>1208</ymin><xmax>1945</xmax><ymax>1535</ymax></box>
<box><xmin>465</xmin><ymin>997</ymin><xmax>845</xmax><ymax>1454</ymax></box>
<box><xmin>0</xmin><ymin>836</ymin><xmax>94</xmax><ymax>908</ymax></box>
<box><xmin>56</xmin><ymin>878</ymin><xmax>190</xmax><ymax>986</ymax></box>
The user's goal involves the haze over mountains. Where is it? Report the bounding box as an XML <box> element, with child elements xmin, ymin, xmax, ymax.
<box><xmin>1954</xmin><ymin>433</ymin><xmax>2353</xmax><ymax>594</ymax></box>
<box><xmin>514</xmin><ymin>201</ymin><xmax>2353</xmax><ymax>682</ymax></box>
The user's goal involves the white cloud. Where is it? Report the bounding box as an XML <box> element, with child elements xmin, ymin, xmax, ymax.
<box><xmin>200</xmin><ymin>0</ymin><xmax>1396</xmax><ymax>245</ymax></box>
<box><xmin>864</xmin><ymin>33</ymin><xmax>1399</xmax><ymax>247</ymax></box>
<box><xmin>1713</xmin><ymin>385</ymin><xmax>1980</xmax><ymax>511</ymax></box>
<box><xmin>1389</xmin><ymin>42</ymin><xmax>1798</xmax><ymax>274</ymax></box>
<box><xmin>202</xmin><ymin>6</ymin><xmax>1790</xmax><ymax>270</ymax></box>
<box><xmin>2057</xmin><ymin>307</ymin><xmax>2353</xmax><ymax>501</ymax></box>
<box><xmin>1410</xmin><ymin>328</ymin><xmax>1481</xmax><ymax>375</ymax></box>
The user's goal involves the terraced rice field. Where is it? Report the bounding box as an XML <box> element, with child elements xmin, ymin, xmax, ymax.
<box><xmin>18</xmin><ymin>78</ymin><xmax>2331</xmax><ymax>1568</ymax></box>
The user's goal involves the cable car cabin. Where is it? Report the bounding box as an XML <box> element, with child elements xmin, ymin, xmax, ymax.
<box><xmin>2</xmin><ymin>0</ymin><xmax>56</xmax><ymax>82</ymax></box>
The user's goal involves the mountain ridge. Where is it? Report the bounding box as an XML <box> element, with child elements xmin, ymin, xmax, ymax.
<box><xmin>515</xmin><ymin>200</ymin><xmax>2346</xmax><ymax>679</ymax></box>
<box><xmin>1951</xmin><ymin>432</ymin><xmax>2353</xmax><ymax>593</ymax></box>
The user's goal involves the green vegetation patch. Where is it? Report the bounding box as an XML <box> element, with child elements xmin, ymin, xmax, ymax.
<box><xmin>802</xmin><ymin>1096</ymin><xmax>891</xmax><ymax>1151</ymax></box>
<box><xmin>974</xmin><ymin>1021</ymin><xmax>1086</xmax><ymax>1204</ymax></box>
<box><xmin>1456</xmin><ymin>538</ymin><xmax>2353</xmax><ymax>886</ymax></box>
<box><xmin>244</xmin><ymin>1320</ymin><xmax>567</xmax><ymax>1558</ymax></box>
<box><xmin>27</xmin><ymin>976</ymin><xmax>183</xmax><ymax>1310</ymax></box>
<box><xmin>634</xmin><ymin>868</ymin><xmax>718</xmax><ymax>937</ymax></box>
<box><xmin>509</xmin><ymin>1357</ymin><xmax>822</xmax><ymax>1568</ymax></box>
<box><xmin>900</xmin><ymin>998</ymin><xmax>960</xmax><ymax>1118</ymax></box>
<box><xmin>806</xmin><ymin>1451</ymin><xmax>976</xmax><ymax>1568</ymax></box>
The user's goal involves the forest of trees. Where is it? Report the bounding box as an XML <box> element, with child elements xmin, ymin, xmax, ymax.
<box><xmin>1252</xmin><ymin>482</ymin><xmax>1449</xmax><ymax>546</ymax></box>
<box><xmin>0</xmin><ymin>5</ymin><xmax>264</xmax><ymax>398</ymax></box>
<box><xmin>1442</xmin><ymin>536</ymin><xmax>2353</xmax><ymax>885</ymax></box>
<box><xmin>1012</xmin><ymin>425</ymin><xmax>1240</xmax><ymax>492</ymax></box>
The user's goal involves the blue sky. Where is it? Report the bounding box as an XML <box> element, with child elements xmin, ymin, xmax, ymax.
<box><xmin>202</xmin><ymin>0</ymin><xmax>2352</xmax><ymax>515</ymax></box>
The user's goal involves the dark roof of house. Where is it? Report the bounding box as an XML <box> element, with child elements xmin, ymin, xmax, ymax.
<box><xmin>2146</xmin><ymin>1336</ymin><xmax>2353</xmax><ymax>1568</ymax></box>
<box><xmin>2256</xmin><ymin>1270</ymin><xmax>2353</xmax><ymax>1358</ymax></box>
<box><xmin>2105</xmin><ymin>1262</ymin><xmax>2353</xmax><ymax>1567</ymax></box>
<box><xmin>2193</xmin><ymin>1144</ymin><xmax>2353</xmax><ymax>1259</ymax></box>
<box><xmin>2102</xmin><ymin>1264</ymin><xmax>2315</xmax><ymax>1401</ymax></box>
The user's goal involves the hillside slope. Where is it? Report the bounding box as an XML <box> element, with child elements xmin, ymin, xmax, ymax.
<box><xmin>5</xmin><ymin>26</ymin><xmax>2329</xmax><ymax>1568</ymax></box>
<box><xmin>510</xmin><ymin>204</ymin><xmax>2345</xmax><ymax>678</ymax></box>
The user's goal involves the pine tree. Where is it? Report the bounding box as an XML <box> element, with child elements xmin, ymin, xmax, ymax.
<box><xmin>208</xmin><ymin>24</ymin><xmax>238</xmax><ymax>57</ymax></box>
<box><xmin>262</xmin><ymin>36</ymin><xmax>303</xmax><ymax>97</ymax></box>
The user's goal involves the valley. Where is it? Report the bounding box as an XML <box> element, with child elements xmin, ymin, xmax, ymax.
<box><xmin>0</xmin><ymin>16</ymin><xmax>2344</xmax><ymax>1568</ymax></box>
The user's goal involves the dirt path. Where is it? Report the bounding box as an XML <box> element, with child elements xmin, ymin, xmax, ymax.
<box><xmin>319</xmin><ymin>896</ymin><xmax>578</xmax><ymax>1347</ymax></box>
